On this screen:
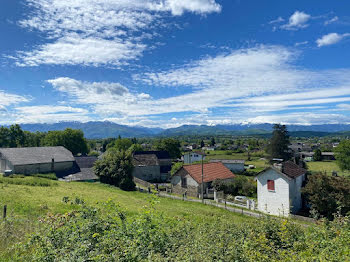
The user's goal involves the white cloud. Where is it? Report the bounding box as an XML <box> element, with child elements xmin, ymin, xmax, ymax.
<box><xmin>16</xmin><ymin>36</ymin><xmax>146</xmax><ymax>67</ymax></box>
<box><xmin>0</xmin><ymin>90</ymin><xmax>29</xmax><ymax>107</ymax></box>
<box><xmin>324</xmin><ymin>16</ymin><xmax>339</xmax><ymax>25</ymax></box>
<box><xmin>245</xmin><ymin>113</ymin><xmax>350</xmax><ymax>125</ymax></box>
<box><xmin>281</xmin><ymin>11</ymin><xmax>311</xmax><ymax>30</ymax></box>
<box><xmin>295</xmin><ymin>41</ymin><xmax>308</xmax><ymax>47</ymax></box>
<box><xmin>269</xmin><ymin>17</ymin><xmax>284</xmax><ymax>24</ymax></box>
<box><xmin>14</xmin><ymin>0</ymin><xmax>221</xmax><ymax>67</ymax></box>
<box><xmin>316</xmin><ymin>33</ymin><xmax>350</xmax><ymax>47</ymax></box>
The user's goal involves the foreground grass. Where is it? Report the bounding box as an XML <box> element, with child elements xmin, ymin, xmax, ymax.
<box><xmin>0</xmin><ymin>179</ymin><xmax>251</xmax><ymax>259</ymax></box>
<box><xmin>307</xmin><ymin>161</ymin><xmax>350</xmax><ymax>177</ymax></box>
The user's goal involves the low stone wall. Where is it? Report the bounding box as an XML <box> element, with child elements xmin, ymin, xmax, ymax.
<box><xmin>172</xmin><ymin>185</ymin><xmax>198</xmax><ymax>197</ymax></box>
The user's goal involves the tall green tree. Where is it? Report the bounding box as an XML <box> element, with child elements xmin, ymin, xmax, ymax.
<box><xmin>9</xmin><ymin>124</ymin><xmax>25</xmax><ymax>147</ymax></box>
<box><xmin>155</xmin><ymin>138</ymin><xmax>181</xmax><ymax>159</ymax></box>
<box><xmin>108</xmin><ymin>138</ymin><xmax>133</xmax><ymax>151</ymax></box>
<box><xmin>94</xmin><ymin>149</ymin><xmax>135</xmax><ymax>191</ymax></box>
<box><xmin>0</xmin><ymin>127</ymin><xmax>10</xmax><ymax>147</ymax></box>
<box><xmin>266</xmin><ymin>124</ymin><xmax>291</xmax><ymax>162</ymax></box>
<box><xmin>313</xmin><ymin>149</ymin><xmax>322</xmax><ymax>161</ymax></box>
<box><xmin>335</xmin><ymin>140</ymin><xmax>350</xmax><ymax>171</ymax></box>
<box><xmin>44</xmin><ymin>128</ymin><xmax>88</xmax><ymax>155</ymax></box>
<box><xmin>210</xmin><ymin>137</ymin><xmax>216</xmax><ymax>146</ymax></box>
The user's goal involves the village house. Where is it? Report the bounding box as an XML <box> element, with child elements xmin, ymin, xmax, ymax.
<box><xmin>0</xmin><ymin>146</ymin><xmax>75</xmax><ymax>175</ymax></box>
<box><xmin>256</xmin><ymin>161</ymin><xmax>306</xmax><ymax>217</ymax></box>
<box><xmin>132</xmin><ymin>151</ymin><xmax>172</xmax><ymax>182</ymax></box>
<box><xmin>171</xmin><ymin>162</ymin><xmax>235</xmax><ymax>198</ymax></box>
<box><xmin>209</xmin><ymin>159</ymin><xmax>245</xmax><ymax>173</ymax></box>
<box><xmin>299</xmin><ymin>151</ymin><xmax>335</xmax><ymax>161</ymax></box>
<box><xmin>183</xmin><ymin>152</ymin><xmax>205</xmax><ymax>164</ymax></box>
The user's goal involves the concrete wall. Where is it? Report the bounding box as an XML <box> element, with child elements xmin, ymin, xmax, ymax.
<box><xmin>289</xmin><ymin>173</ymin><xmax>305</xmax><ymax>214</ymax></box>
<box><xmin>132</xmin><ymin>165</ymin><xmax>161</xmax><ymax>182</ymax></box>
<box><xmin>257</xmin><ymin>169</ymin><xmax>290</xmax><ymax>217</ymax></box>
<box><xmin>0</xmin><ymin>158</ymin><xmax>13</xmax><ymax>173</ymax></box>
<box><xmin>171</xmin><ymin>169</ymin><xmax>200</xmax><ymax>197</ymax></box>
<box><xmin>13</xmin><ymin>161</ymin><xmax>73</xmax><ymax>175</ymax></box>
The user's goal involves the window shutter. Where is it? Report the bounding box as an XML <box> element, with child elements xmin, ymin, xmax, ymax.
<box><xmin>267</xmin><ymin>180</ymin><xmax>275</xmax><ymax>191</ymax></box>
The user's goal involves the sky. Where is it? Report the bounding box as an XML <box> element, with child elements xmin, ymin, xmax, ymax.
<box><xmin>1</xmin><ymin>0</ymin><xmax>350</xmax><ymax>128</ymax></box>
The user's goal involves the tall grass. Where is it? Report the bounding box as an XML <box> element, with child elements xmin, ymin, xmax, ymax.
<box><xmin>0</xmin><ymin>175</ymin><xmax>57</xmax><ymax>187</ymax></box>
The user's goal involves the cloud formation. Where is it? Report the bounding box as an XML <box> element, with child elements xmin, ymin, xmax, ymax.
<box><xmin>316</xmin><ymin>33</ymin><xmax>350</xmax><ymax>47</ymax></box>
<box><xmin>281</xmin><ymin>11</ymin><xmax>311</xmax><ymax>30</ymax></box>
<box><xmin>14</xmin><ymin>0</ymin><xmax>221</xmax><ymax>67</ymax></box>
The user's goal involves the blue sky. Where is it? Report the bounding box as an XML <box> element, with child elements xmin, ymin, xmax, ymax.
<box><xmin>1</xmin><ymin>0</ymin><xmax>350</xmax><ymax>128</ymax></box>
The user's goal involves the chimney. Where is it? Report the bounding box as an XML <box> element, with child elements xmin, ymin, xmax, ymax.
<box><xmin>273</xmin><ymin>163</ymin><xmax>283</xmax><ymax>171</ymax></box>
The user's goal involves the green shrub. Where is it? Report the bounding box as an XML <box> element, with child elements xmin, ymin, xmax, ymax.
<box><xmin>11</xmin><ymin>201</ymin><xmax>350</xmax><ymax>262</ymax></box>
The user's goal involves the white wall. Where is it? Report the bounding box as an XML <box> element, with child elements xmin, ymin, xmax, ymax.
<box><xmin>257</xmin><ymin>169</ymin><xmax>290</xmax><ymax>217</ymax></box>
<box><xmin>183</xmin><ymin>153</ymin><xmax>204</xmax><ymax>164</ymax></box>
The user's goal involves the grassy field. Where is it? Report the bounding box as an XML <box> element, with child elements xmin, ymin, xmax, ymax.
<box><xmin>307</xmin><ymin>161</ymin><xmax>350</xmax><ymax>177</ymax></box>
<box><xmin>0</xmin><ymin>176</ymin><xmax>252</xmax><ymax>258</ymax></box>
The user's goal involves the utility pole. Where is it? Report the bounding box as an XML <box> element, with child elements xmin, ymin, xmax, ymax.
<box><xmin>201</xmin><ymin>153</ymin><xmax>204</xmax><ymax>203</ymax></box>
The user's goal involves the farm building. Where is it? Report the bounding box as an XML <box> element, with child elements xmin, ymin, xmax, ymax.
<box><xmin>210</xmin><ymin>159</ymin><xmax>245</xmax><ymax>173</ymax></box>
<box><xmin>0</xmin><ymin>146</ymin><xmax>75</xmax><ymax>175</ymax></box>
<box><xmin>60</xmin><ymin>156</ymin><xmax>99</xmax><ymax>181</ymax></box>
<box><xmin>171</xmin><ymin>162</ymin><xmax>235</xmax><ymax>198</ymax></box>
<box><xmin>183</xmin><ymin>152</ymin><xmax>205</xmax><ymax>164</ymax></box>
<box><xmin>257</xmin><ymin>161</ymin><xmax>306</xmax><ymax>217</ymax></box>
<box><xmin>132</xmin><ymin>151</ymin><xmax>172</xmax><ymax>182</ymax></box>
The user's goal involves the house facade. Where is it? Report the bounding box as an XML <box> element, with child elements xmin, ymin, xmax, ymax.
<box><xmin>0</xmin><ymin>146</ymin><xmax>75</xmax><ymax>175</ymax></box>
<box><xmin>132</xmin><ymin>151</ymin><xmax>172</xmax><ymax>182</ymax></box>
<box><xmin>210</xmin><ymin>159</ymin><xmax>245</xmax><ymax>173</ymax></box>
<box><xmin>257</xmin><ymin>161</ymin><xmax>306</xmax><ymax>217</ymax></box>
<box><xmin>183</xmin><ymin>152</ymin><xmax>205</xmax><ymax>164</ymax></box>
<box><xmin>171</xmin><ymin>162</ymin><xmax>235</xmax><ymax>198</ymax></box>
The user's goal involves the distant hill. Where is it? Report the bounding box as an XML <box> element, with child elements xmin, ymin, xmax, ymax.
<box><xmin>10</xmin><ymin>121</ymin><xmax>350</xmax><ymax>139</ymax></box>
<box><xmin>18</xmin><ymin>121</ymin><xmax>163</xmax><ymax>139</ymax></box>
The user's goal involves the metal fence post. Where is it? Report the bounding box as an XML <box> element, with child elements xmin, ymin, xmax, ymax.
<box><xmin>3</xmin><ymin>205</ymin><xmax>7</xmax><ymax>219</ymax></box>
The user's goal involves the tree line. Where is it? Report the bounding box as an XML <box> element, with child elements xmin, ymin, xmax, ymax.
<box><xmin>0</xmin><ymin>124</ymin><xmax>88</xmax><ymax>155</ymax></box>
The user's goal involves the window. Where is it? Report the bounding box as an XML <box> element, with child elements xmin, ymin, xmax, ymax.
<box><xmin>267</xmin><ymin>180</ymin><xmax>275</xmax><ymax>191</ymax></box>
<box><xmin>181</xmin><ymin>177</ymin><xmax>187</xmax><ymax>188</ymax></box>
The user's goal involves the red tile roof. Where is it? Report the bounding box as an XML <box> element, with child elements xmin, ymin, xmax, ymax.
<box><xmin>282</xmin><ymin>161</ymin><xmax>306</xmax><ymax>179</ymax></box>
<box><xmin>182</xmin><ymin>162</ymin><xmax>235</xmax><ymax>183</ymax></box>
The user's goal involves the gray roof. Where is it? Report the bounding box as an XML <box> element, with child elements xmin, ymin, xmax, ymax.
<box><xmin>133</xmin><ymin>154</ymin><xmax>159</xmax><ymax>166</ymax></box>
<box><xmin>0</xmin><ymin>146</ymin><xmax>74</xmax><ymax>166</ymax></box>
<box><xmin>60</xmin><ymin>168</ymin><xmax>99</xmax><ymax>182</ymax></box>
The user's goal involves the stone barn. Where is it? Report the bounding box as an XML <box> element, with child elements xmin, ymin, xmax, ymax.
<box><xmin>132</xmin><ymin>151</ymin><xmax>172</xmax><ymax>182</ymax></box>
<box><xmin>0</xmin><ymin>146</ymin><xmax>75</xmax><ymax>175</ymax></box>
<box><xmin>171</xmin><ymin>162</ymin><xmax>235</xmax><ymax>198</ymax></box>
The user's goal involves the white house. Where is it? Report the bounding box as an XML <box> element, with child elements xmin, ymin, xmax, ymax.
<box><xmin>257</xmin><ymin>161</ymin><xmax>306</xmax><ymax>217</ymax></box>
<box><xmin>183</xmin><ymin>152</ymin><xmax>205</xmax><ymax>164</ymax></box>
<box><xmin>210</xmin><ymin>159</ymin><xmax>245</xmax><ymax>173</ymax></box>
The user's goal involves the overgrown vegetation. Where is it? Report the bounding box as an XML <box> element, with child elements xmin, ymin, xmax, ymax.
<box><xmin>302</xmin><ymin>173</ymin><xmax>350</xmax><ymax>219</ymax></box>
<box><xmin>94</xmin><ymin>149</ymin><xmax>135</xmax><ymax>191</ymax></box>
<box><xmin>213</xmin><ymin>175</ymin><xmax>257</xmax><ymax>198</ymax></box>
<box><xmin>6</xmin><ymin>199</ymin><xmax>350</xmax><ymax>262</ymax></box>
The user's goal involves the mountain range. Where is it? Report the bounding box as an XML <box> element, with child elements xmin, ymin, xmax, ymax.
<box><xmin>13</xmin><ymin>121</ymin><xmax>350</xmax><ymax>139</ymax></box>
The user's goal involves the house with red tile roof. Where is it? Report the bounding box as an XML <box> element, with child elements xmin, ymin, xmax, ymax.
<box><xmin>257</xmin><ymin>161</ymin><xmax>307</xmax><ymax>217</ymax></box>
<box><xmin>171</xmin><ymin>162</ymin><xmax>235</xmax><ymax>198</ymax></box>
